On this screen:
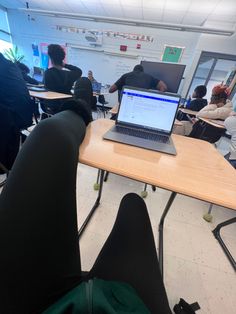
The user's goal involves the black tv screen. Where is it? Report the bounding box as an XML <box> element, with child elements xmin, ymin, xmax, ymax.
<box><xmin>141</xmin><ymin>61</ymin><xmax>186</xmax><ymax>93</ymax></box>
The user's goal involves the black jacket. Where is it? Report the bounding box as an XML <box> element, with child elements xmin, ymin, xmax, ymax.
<box><xmin>44</xmin><ymin>64</ymin><xmax>82</xmax><ymax>94</ymax></box>
<box><xmin>0</xmin><ymin>53</ymin><xmax>33</xmax><ymax>129</ymax></box>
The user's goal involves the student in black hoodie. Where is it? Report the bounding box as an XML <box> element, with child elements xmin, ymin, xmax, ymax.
<box><xmin>44</xmin><ymin>44</ymin><xmax>82</xmax><ymax>94</ymax></box>
<box><xmin>177</xmin><ymin>85</ymin><xmax>207</xmax><ymax>121</ymax></box>
<box><xmin>0</xmin><ymin>53</ymin><xmax>34</xmax><ymax>170</ymax></box>
<box><xmin>187</xmin><ymin>85</ymin><xmax>207</xmax><ymax>111</ymax></box>
<box><xmin>16</xmin><ymin>62</ymin><xmax>39</xmax><ymax>85</ymax></box>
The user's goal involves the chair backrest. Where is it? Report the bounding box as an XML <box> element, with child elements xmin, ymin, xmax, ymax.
<box><xmin>74</xmin><ymin>77</ymin><xmax>93</xmax><ymax>110</ymax></box>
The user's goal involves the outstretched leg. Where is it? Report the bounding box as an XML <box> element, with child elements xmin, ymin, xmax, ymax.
<box><xmin>88</xmin><ymin>193</ymin><xmax>171</xmax><ymax>314</ymax></box>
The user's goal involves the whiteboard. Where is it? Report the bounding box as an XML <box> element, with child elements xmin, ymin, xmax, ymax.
<box><xmin>67</xmin><ymin>47</ymin><xmax>138</xmax><ymax>86</ymax></box>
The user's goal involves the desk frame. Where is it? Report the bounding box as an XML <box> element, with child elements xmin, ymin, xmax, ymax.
<box><xmin>78</xmin><ymin>119</ymin><xmax>236</xmax><ymax>276</ymax></box>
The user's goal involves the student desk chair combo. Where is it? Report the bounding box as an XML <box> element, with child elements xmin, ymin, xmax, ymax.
<box><xmin>78</xmin><ymin>119</ymin><xmax>236</xmax><ymax>276</ymax></box>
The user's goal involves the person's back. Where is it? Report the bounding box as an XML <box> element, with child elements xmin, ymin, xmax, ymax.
<box><xmin>109</xmin><ymin>64</ymin><xmax>167</xmax><ymax>99</ymax></box>
<box><xmin>123</xmin><ymin>70</ymin><xmax>157</xmax><ymax>90</ymax></box>
<box><xmin>44</xmin><ymin>44</ymin><xmax>82</xmax><ymax>94</ymax></box>
<box><xmin>187</xmin><ymin>85</ymin><xmax>207</xmax><ymax>111</ymax></box>
<box><xmin>197</xmin><ymin>84</ymin><xmax>232</xmax><ymax>120</ymax></box>
<box><xmin>0</xmin><ymin>53</ymin><xmax>33</xmax><ymax>129</ymax></box>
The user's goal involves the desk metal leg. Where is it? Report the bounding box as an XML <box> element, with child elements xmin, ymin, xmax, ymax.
<box><xmin>159</xmin><ymin>192</ymin><xmax>177</xmax><ymax>277</ymax></box>
<box><xmin>212</xmin><ymin>217</ymin><xmax>236</xmax><ymax>271</ymax></box>
<box><xmin>78</xmin><ymin>169</ymin><xmax>105</xmax><ymax>237</ymax></box>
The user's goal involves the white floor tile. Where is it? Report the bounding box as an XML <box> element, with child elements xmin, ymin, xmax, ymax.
<box><xmin>75</xmin><ymin>164</ymin><xmax>236</xmax><ymax>314</ymax></box>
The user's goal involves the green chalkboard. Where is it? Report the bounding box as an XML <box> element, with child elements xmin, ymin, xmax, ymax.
<box><xmin>162</xmin><ymin>46</ymin><xmax>184</xmax><ymax>63</ymax></box>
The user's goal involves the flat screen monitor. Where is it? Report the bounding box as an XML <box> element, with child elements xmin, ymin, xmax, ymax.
<box><xmin>141</xmin><ymin>61</ymin><xmax>186</xmax><ymax>93</ymax></box>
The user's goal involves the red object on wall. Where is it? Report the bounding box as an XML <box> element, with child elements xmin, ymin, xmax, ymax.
<box><xmin>120</xmin><ymin>45</ymin><xmax>127</xmax><ymax>51</ymax></box>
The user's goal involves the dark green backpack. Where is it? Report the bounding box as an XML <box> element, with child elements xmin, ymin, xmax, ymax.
<box><xmin>43</xmin><ymin>278</ymin><xmax>150</xmax><ymax>314</ymax></box>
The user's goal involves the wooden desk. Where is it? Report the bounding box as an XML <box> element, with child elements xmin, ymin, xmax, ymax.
<box><xmin>79</xmin><ymin>119</ymin><xmax>236</xmax><ymax>275</ymax></box>
<box><xmin>109</xmin><ymin>105</ymin><xmax>183</xmax><ymax>126</ymax></box>
<box><xmin>179</xmin><ymin>108</ymin><xmax>198</xmax><ymax>116</ymax></box>
<box><xmin>199</xmin><ymin>117</ymin><xmax>225</xmax><ymax>129</ymax></box>
<box><xmin>109</xmin><ymin>104</ymin><xmax>119</xmax><ymax>114</ymax></box>
<box><xmin>29</xmin><ymin>90</ymin><xmax>72</xmax><ymax>100</ymax></box>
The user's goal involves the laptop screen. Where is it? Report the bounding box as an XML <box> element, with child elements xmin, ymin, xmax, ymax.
<box><xmin>117</xmin><ymin>87</ymin><xmax>180</xmax><ymax>134</ymax></box>
<box><xmin>33</xmin><ymin>67</ymin><xmax>44</xmax><ymax>83</ymax></box>
<box><xmin>92</xmin><ymin>82</ymin><xmax>102</xmax><ymax>93</ymax></box>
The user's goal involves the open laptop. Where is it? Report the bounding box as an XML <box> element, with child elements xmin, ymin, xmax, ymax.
<box><xmin>92</xmin><ymin>82</ymin><xmax>102</xmax><ymax>93</ymax></box>
<box><xmin>33</xmin><ymin>67</ymin><xmax>44</xmax><ymax>83</ymax></box>
<box><xmin>103</xmin><ymin>86</ymin><xmax>180</xmax><ymax>155</ymax></box>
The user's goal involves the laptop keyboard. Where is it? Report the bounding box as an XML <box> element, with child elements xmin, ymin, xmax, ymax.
<box><xmin>115</xmin><ymin>126</ymin><xmax>170</xmax><ymax>143</ymax></box>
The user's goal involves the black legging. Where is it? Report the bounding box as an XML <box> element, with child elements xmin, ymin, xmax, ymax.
<box><xmin>0</xmin><ymin>111</ymin><xmax>170</xmax><ymax>314</ymax></box>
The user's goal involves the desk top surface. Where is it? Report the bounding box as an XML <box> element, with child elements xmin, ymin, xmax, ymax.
<box><xmin>179</xmin><ymin>108</ymin><xmax>198</xmax><ymax>115</ymax></box>
<box><xmin>79</xmin><ymin>119</ymin><xmax>236</xmax><ymax>210</ymax></box>
<box><xmin>199</xmin><ymin>117</ymin><xmax>226</xmax><ymax>129</ymax></box>
<box><xmin>29</xmin><ymin>90</ymin><xmax>72</xmax><ymax>100</ymax></box>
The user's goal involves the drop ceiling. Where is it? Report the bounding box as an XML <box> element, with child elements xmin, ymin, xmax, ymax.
<box><xmin>1</xmin><ymin>0</ymin><xmax>236</xmax><ymax>31</ymax></box>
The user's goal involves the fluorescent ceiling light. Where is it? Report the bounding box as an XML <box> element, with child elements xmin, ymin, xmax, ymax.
<box><xmin>19</xmin><ymin>8</ymin><xmax>234</xmax><ymax>36</ymax></box>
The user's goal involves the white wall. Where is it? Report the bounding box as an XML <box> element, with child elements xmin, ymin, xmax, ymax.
<box><xmin>6</xmin><ymin>9</ymin><xmax>236</xmax><ymax>99</ymax></box>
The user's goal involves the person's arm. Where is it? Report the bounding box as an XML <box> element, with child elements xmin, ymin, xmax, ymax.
<box><xmin>196</xmin><ymin>104</ymin><xmax>217</xmax><ymax>119</ymax></box>
<box><xmin>109</xmin><ymin>84</ymin><xmax>118</xmax><ymax>93</ymax></box>
<box><xmin>109</xmin><ymin>75</ymin><xmax>126</xmax><ymax>93</ymax></box>
<box><xmin>23</xmin><ymin>73</ymin><xmax>39</xmax><ymax>85</ymax></box>
<box><xmin>157</xmin><ymin>80</ymin><xmax>167</xmax><ymax>92</ymax></box>
<box><xmin>64</xmin><ymin>64</ymin><xmax>82</xmax><ymax>74</ymax></box>
<box><xmin>197</xmin><ymin>104</ymin><xmax>231</xmax><ymax>120</ymax></box>
<box><xmin>224</xmin><ymin>116</ymin><xmax>236</xmax><ymax>160</ymax></box>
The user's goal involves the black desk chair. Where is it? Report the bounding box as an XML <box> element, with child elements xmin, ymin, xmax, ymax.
<box><xmin>0</xmin><ymin>110</ymin><xmax>171</xmax><ymax>314</ymax></box>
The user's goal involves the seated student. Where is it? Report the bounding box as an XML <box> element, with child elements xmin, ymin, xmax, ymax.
<box><xmin>109</xmin><ymin>64</ymin><xmax>167</xmax><ymax>102</ymax></box>
<box><xmin>88</xmin><ymin>70</ymin><xmax>108</xmax><ymax>106</ymax></box>
<box><xmin>187</xmin><ymin>85</ymin><xmax>208</xmax><ymax>111</ymax></box>
<box><xmin>177</xmin><ymin>85</ymin><xmax>207</xmax><ymax>122</ymax></box>
<box><xmin>175</xmin><ymin>84</ymin><xmax>232</xmax><ymax>137</ymax></box>
<box><xmin>224</xmin><ymin>110</ymin><xmax>236</xmax><ymax>168</ymax></box>
<box><xmin>44</xmin><ymin>44</ymin><xmax>82</xmax><ymax>94</ymax></box>
<box><xmin>16</xmin><ymin>62</ymin><xmax>39</xmax><ymax>85</ymax></box>
<box><xmin>196</xmin><ymin>84</ymin><xmax>232</xmax><ymax>120</ymax></box>
<box><xmin>187</xmin><ymin>85</ymin><xmax>232</xmax><ymax>142</ymax></box>
<box><xmin>0</xmin><ymin>110</ymin><xmax>171</xmax><ymax>314</ymax></box>
<box><xmin>0</xmin><ymin>53</ymin><xmax>34</xmax><ymax>130</ymax></box>
<box><xmin>0</xmin><ymin>53</ymin><xmax>34</xmax><ymax>171</ymax></box>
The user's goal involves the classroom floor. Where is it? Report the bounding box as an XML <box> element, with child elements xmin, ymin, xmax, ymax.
<box><xmin>77</xmin><ymin>163</ymin><xmax>236</xmax><ymax>314</ymax></box>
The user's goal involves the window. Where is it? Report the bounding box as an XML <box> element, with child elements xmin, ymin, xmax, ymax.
<box><xmin>0</xmin><ymin>7</ymin><xmax>11</xmax><ymax>43</ymax></box>
<box><xmin>186</xmin><ymin>52</ymin><xmax>236</xmax><ymax>100</ymax></box>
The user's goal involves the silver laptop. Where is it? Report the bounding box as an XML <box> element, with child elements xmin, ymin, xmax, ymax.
<box><xmin>103</xmin><ymin>86</ymin><xmax>180</xmax><ymax>155</ymax></box>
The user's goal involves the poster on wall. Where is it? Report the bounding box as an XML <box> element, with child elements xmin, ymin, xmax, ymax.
<box><xmin>40</xmin><ymin>43</ymin><xmax>49</xmax><ymax>69</ymax></box>
<box><xmin>161</xmin><ymin>45</ymin><xmax>184</xmax><ymax>63</ymax></box>
<box><xmin>32</xmin><ymin>44</ymin><xmax>40</xmax><ymax>67</ymax></box>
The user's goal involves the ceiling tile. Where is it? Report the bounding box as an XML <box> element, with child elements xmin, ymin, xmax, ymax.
<box><xmin>120</xmin><ymin>0</ymin><xmax>142</xmax><ymax>7</ymax></box>
<box><xmin>143</xmin><ymin>9</ymin><xmax>163</xmax><ymax>21</ymax></box>
<box><xmin>165</xmin><ymin>0</ymin><xmax>192</xmax><ymax>11</ymax></box>
<box><xmin>182</xmin><ymin>15</ymin><xmax>209</xmax><ymax>26</ymax></box>
<box><xmin>162</xmin><ymin>12</ymin><xmax>184</xmax><ymax>24</ymax></box>
<box><xmin>123</xmin><ymin>7</ymin><xmax>143</xmax><ymax>19</ymax></box>
<box><xmin>188</xmin><ymin>1</ymin><xmax>220</xmax><ymax>14</ymax></box>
